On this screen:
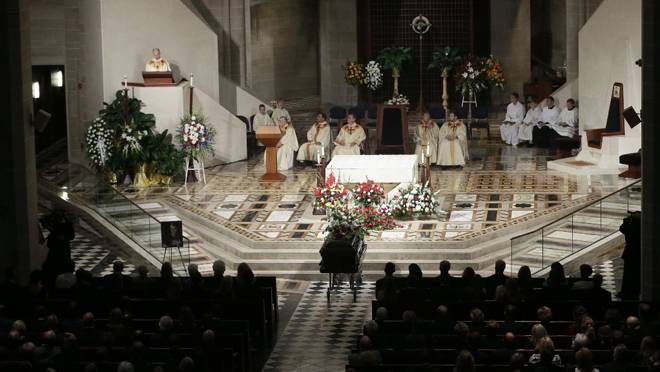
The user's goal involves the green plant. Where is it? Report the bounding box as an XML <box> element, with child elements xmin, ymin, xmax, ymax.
<box><xmin>428</xmin><ymin>46</ymin><xmax>462</xmax><ymax>74</ymax></box>
<box><xmin>140</xmin><ymin>130</ymin><xmax>185</xmax><ymax>178</ymax></box>
<box><xmin>376</xmin><ymin>47</ymin><xmax>412</xmax><ymax>72</ymax></box>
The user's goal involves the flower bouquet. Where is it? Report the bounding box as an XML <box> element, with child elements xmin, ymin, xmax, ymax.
<box><xmin>361</xmin><ymin>61</ymin><xmax>383</xmax><ymax>91</ymax></box>
<box><xmin>483</xmin><ymin>55</ymin><xmax>505</xmax><ymax>89</ymax></box>
<box><xmin>119</xmin><ymin>124</ymin><xmax>146</xmax><ymax>157</ymax></box>
<box><xmin>390</xmin><ymin>183</ymin><xmax>439</xmax><ymax>218</ymax></box>
<box><xmin>84</xmin><ymin>118</ymin><xmax>113</xmax><ymax>171</ymax></box>
<box><xmin>386</xmin><ymin>94</ymin><xmax>410</xmax><ymax>105</ymax></box>
<box><xmin>176</xmin><ymin>114</ymin><xmax>216</xmax><ymax>159</ymax></box>
<box><xmin>313</xmin><ymin>173</ymin><xmax>348</xmax><ymax>211</ymax></box>
<box><xmin>343</xmin><ymin>61</ymin><xmax>364</xmax><ymax>87</ymax></box>
<box><xmin>352</xmin><ymin>180</ymin><xmax>385</xmax><ymax>207</ymax></box>
<box><xmin>454</xmin><ymin>55</ymin><xmax>488</xmax><ymax>98</ymax></box>
<box><xmin>325</xmin><ymin>203</ymin><xmax>398</xmax><ymax>241</ymax></box>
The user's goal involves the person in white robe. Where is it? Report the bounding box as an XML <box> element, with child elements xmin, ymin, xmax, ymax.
<box><xmin>548</xmin><ymin>98</ymin><xmax>578</xmax><ymax>138</ymax></box>
<box><xmin>332</xmin><ymin>114</ymin><xmax>366</xmax><ymax>156</ymax></box>
<box><xmin>253</xmin><ymin>104</ymin><xmax>275</xmax><ymax>147</ymax></box>
<box><xmin>145</xmin><ymin>48</ymin><xmax>171</xmax><ymax>72</ymax></box>
<box><xmin>264</xmin><ymin>117</ymin><xmax>298</xmax><ymax>171</ymax></box>
<box><xmin>271</xmin><ymin>99</ymin><xmax>291</xmax><ymax>124</ymax></box>
<box><xmin>437</xmin><ymin>112</ymin><xmax>469</xmax><ymax>167</ymax></box>
<box><xmin>518</xmin><ymin>100</ymin><xmax>542</xmax><ymax>145</ymax></box>
<box><xmin>414</xmin><ymin>111</ymin><xmax>440</xmax><ymax>164</ymax></box>
<box><xmin>297</xmin><ymin>112</ymin><xmax>331</xmax><ymax>162</ymax></box>
<box><xmin>500</xmin><ymin>92</ymin><xmax>526</xmax><ymax>146</ymax></box>
<box><xmin>532</xmin><ymin>97</ymin><xmax>561</xmax><ymax>147</ymax></box>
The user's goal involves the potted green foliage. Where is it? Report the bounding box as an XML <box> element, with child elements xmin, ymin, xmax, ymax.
<box><xmin>428</xmin><ymin>46</ymin><xmax>462</xmax><ymax>113</ymax></box>
<box><xmin>376</xmin><ymin>47</ymin><xmax>412</xmax><ymax>97</ymax></box>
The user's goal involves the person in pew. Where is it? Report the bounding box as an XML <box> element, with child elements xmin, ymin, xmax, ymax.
<box><xmin>510</xmin><ymin>351</ymin><xmax>526</xmax><ymax>372</ymax></box>
<box><xmin>432</xmin><ymin>305</ymin><xmax>455</xmax><ymax>334</ymax></box>
<box><xmin>194</xmin><ymin>329</ymin><xmax>223</xmax><ymax>372</ymax></box>
<box><xmin>183</xmin><ymin>264</ymin><xmax>207</xmax><ymax>298</ymax></box>
<box><xmin>414</xmin><ymin>111</ymin><xmax>440</xmax><ymax>164</ymax></box>
<box><xmin>516</xmin><ymin>265</ymin><xmax>536</xmax><ymax>301</ymax></box>
<box><xmin>638</xmin><ymin>303</ymin><xmax>660</xmax><ymax>337</ymax></box>
<box><xmin>469</xmin><ymin>308</ymin><xmax>486</xmax><ymax>333</ymax></box>
<box><xmin>375</xmin><ymin>262</ymin><xmax>398</xmax><ymax>303</ymax></box>
<box><xmin>348</xmin><ymin>335</ymin><xmax>381</xmax><ymax>368</ymax></box>
<box><xmin>495</xmin><ymin>278</ymin><xmax>523</xmax><ymax>304</ymax></box>
<box><xmin>253</xmin><ymin>104</ymin><xmax>275</xmax><ymax>131</ymax></box>
<box><xmin>532</xmin><ymin>96</ymin><xmax>561</xmax><ymax>148</ymax></box>
<box><xmin>537</xmin><ymin>306</ymin><xmax>553</xmax><ymax>329</ymax></box>
<box><xmin>599</xmin><ymin>344</ymin><xmax>631</xmax><ymax>372</ymax></box>
<box><xmin>271</xmin><ymin>99</ymin><xmax>291</xmax><ymax>124</ymax></box>
<box><xmin>492</xmin><ymin>331</ymin><xmax>519</xmax><ymax>364</ymax></box>
<box><xmin>205</xmin><ymin>259</ymin><xmax>226</xmax><ymax>293</ymax></box>
<box><xmin>437</xmin><ymin>111</ymin><xmax>469</xmax><ymax>167</ymax></box>
<box><xmin>406</xmin><ymin>263</ymin><xmax>423</xmax><ymax>287</ymax></box>
<box><xmin>636</xmin><ymin>335</ymin><xmax>657</xmax><ymax>366</ymax></box>
<box><xmin>297</xmin><ymin>112</ymin><xmax>331</xmax><ymax>163</ymax></box>
<box><xmin>518</xmin><ymin>99</ymin><xmax>542</xmax><ymax>145</ymax></box>
<box><xmin>454</xmin><ymin>349</ymin><xmax>476</xmax><ymax>372</ymax></box>
<box><xmin>543</xmin><ymin>262</ymin><xmax>570</xmax><ymax>299</ymax></box>
<box><xmin>374</xmin><ymin>307</ymin><xmax>388</xmax><ymax>323</ymax></box>
<box><xmin>436</xmin><ymin>260</ymin><xmax>457</xmax><ymax>286</ymax></box>
<box><xmin>571</xmin><ymin>264</ymin><xmax>594</xmax><ymax>291</ymax></box>
<box><xmin>587</xmin><ymin>274</ymin><xmax>612</xmax><ymax>303</ymax></box>
<box><xmin>500</xmin><ymin>92</ymin><xmax>526</xmax><ymax>146</ymax></box>
<box><xmin>528</xmin><ymin>336</ymin><xmax>563</xmax><ymax>371</ymax></box>
<box><xmin>333</xmin><ymin>114</ymin><xmax>366</xmax><ymax>156</ymax></box>
<box><xmin>486</xmin><ymin>259</ymin><xmax>509</xmax><ymax>298</ymax></box>
<box><xmin>460</xmin><ymin>267</ymin><xmax>486</xmax><ymax>302</ymax></box>
<box><xmin>234</xmin><ymin>262</ymin><xmax>260</xmax><ymax>299</ymax></box>
<box><xmin>104</xmin><ymin>261</ymin><xmax>132</xmax><ymax>294</ymax></box>
<box><xmin>545</xmin><ymin>98</ymin><xmax>578</xmax><ymax>148</ymax></box>
<box><xmin>574</xmin><ymin>347</ymin><xmax>600</xmax><ymax>372</ymax></box>
<box><xmin>157</xmin><ymin>262</ymin><xmax>182</xmax><ymax>300</ymax></box>
<box><xmin>263</xmin><ymin>117</ymin><xmax>299</xmax><ymax>171</ymax></box>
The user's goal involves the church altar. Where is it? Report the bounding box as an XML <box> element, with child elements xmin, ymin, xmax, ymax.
<box><xmin>325</xmin><ymin>155</ymin><xmax>418</xmax><ymax>184</ymax></box>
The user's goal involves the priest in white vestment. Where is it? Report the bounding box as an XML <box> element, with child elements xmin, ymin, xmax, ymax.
<box><xmin>548</xmin><ymin>98</ymin><xmax>578</xmax><ymax>138</ymax></box>
<box><xmin>253</xmin><ymin>104</ymin><xmax>275</xmax><ymax>129</ymax></box>
<box><xmin>271</xmin><ymin>99</ymin><xmax>291</xmax><ymax>124</ymax></box>
<box><xmin>532</xmin><ymin>97</ymin><xmax>561</xmax><ymax>147</ymax></box>
<box><xmin>500</xmin><ymin>93</ymin><xmax>526</xmax><ymax>146</ymax></box>
<box><xmin>414</xmin><ymin>111</ymin><xmax>440</xmax><ymax>164</ymax></box>
<box><xmin>264</xmin><ymin>117</ymin><xmax>298</xmax><ymax>171</ymax></box>
<box><xmin>145</xmin><ymin>48</ymin><xmax>171</xmax><ymax>72</ymax></box>
<box><xmin>297</xmin><ymin>112</ymin><xmax>331</xmax><ymax>162</ymax></box>
<box><xmin>332</xmin><ymin>114</ymin><xmax>366</xmax><ymax>156</ymax></box>
<box><xmin>518</xmin><ymin>100</ymin><xmax>542</xmax><ymax>145</ymax></box>
<box><xmin>437</xmin><ymin>112</ymin><xmax>469</xmax><ymax>167</ymax></box>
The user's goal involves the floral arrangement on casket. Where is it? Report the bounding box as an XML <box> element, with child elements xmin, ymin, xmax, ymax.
<box><xmin>386</xmin><ymin>94</ymin><xmax>410</xmax><ymax>105</ymax></box>
<box><xmin>352</xmin><ymin>180</ymin><xmax>386</xmax><ymax>207</ymax></box>
<box><xmin>390</xmin><ymin>183</ymin><xmax>439</xmax><ymax>218</ymax></box>
<box><xmin>313</xmin><ymin>173</ymin><xmax>349</xmax><ymax>211</ymax></box>
<box><xmin>482</xmin><ymin>55</ymin><xmax>505</xmax><ymax>90</ymax></box>
<box><xmin>361</xmin><ymin>61</ymin><xmax>383</xmax><ymax>91</ymax></box>
<box><xmin>176</xmin><ymin>114</ymin><xmax>216</xmax><ymax>159</ymax></box>
<box><xmin>454</xmin><ymin>55</ymin><xmax>488</xmax><ymax>98</ymax></box>
<box><xmin>324</xmin><ymin>203</ymin><xmax>398</xmax><ymax>242</ymax></box>
<box><xmin>343</xmin><ymin>61</ymin><xmax>364</xmax><ymax>87</ymax></box>
<box><xmin>84</xmin><ymin>118</ymin><xmax>114</xmax><ymax>171</ymax></box>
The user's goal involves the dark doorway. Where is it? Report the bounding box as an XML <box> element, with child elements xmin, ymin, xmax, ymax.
<box><xmin>32</xmin><ymin>65</ymin><xmax>67</xmax><ymax>158</ymax></box>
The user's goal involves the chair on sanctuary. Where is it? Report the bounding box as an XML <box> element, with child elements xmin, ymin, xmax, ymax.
<box><xmin>429</xmin><ymin>106</ymin><xmax>446</xmax><ymax>121</ymax></box>
<box><xmin>237</xmin><ymin>115</ymin><xmax>256</xmax><ymax>157</ymax></box>
<box><xmin>584</xmin><ymin>82</ymin><xmax>625</xmax><ymax>149</ymax></box>
<box><xmin>328</xmin><ymin>106</ymin><xmax>347</xmax><ymax>129</ymax></box>
<box><xmin>469</xmin><ymin>105</ymin><xmax>490</xmax><ymax>139</ymax></box>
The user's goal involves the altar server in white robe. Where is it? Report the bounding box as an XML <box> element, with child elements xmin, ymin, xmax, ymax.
<box><xmin>253</xmin><ymin>104</ymin><xmax>275</xmax><ymax>129</ymax></box>
<box><xmin>271</xmin><ymin>99</ymin><xmax>291</xmax><ymax>124</ymax></box>
<box><xmin>500</xmin><ymin>92</ymin><xmax>526</xmax><ymax>146</ymax></box>
<box><xmin>532</xmin><ymin>96</ymin><xmax>561</xmax><ymax>147</ymax></box>
<box><xmin>332</xmin><ymin>114</ymin><xmax>366</xmax><ymax>156</ymax></box>
<box><xmin>414</xmin><ymin>111</ymin><xmax>440</xmax><ymax>164</ymax></box>
<box><xmin>145</xmin><ymin>48</ymin><xmax>171</xmax><ymax>72</ymax></box>
<box><xmin>437</xmin><ymin>111</ymin><xmax>469</xmax><ymax>167</ymax></box>
<box><xmin>547</xmin><ymin>98</ymin><xmax>578</xmax><ymax>139</ymax></box>
<box><xmin>264</xmin><ymin>117</ymin><xmax>298</xmax><ymax>170</ymax></box>
<box><xmin>518</xmin><ymin>100</ymin><xmax>542</xmax><ymax>145</ymax></box>
<box><xmin>297</xmin><ymin>112</ymin><xmax>331</xmax><ymax>162</ymax></box>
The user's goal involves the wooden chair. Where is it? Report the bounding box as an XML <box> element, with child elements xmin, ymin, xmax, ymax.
<box><xmin>585</xmin><ymin>82</ymin><xmax>625</xmax><ymax>149</ymax></box>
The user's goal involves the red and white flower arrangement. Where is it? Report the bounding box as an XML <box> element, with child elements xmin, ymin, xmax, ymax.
<box><xmin>313</xmin><ymin>173</ymin><xmax>348</xmax><ymax>210</ymax></box>
<box><xmin>176</xmin><ymin>113</ymin><xmax>216</xmax><ymax>159</ymax></box>
<box><xmin>390</xmin><ymin>183</ymin><xmax>439</xmax><ymax>218</ymax></box>
<box><xmin>352</xmin><ymin>180</ymin><xmax>386</xmax><ymax>206</ymax></box>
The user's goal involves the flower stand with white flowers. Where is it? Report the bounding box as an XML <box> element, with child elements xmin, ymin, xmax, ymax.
<box><xmin>177</xmin><ymin>114</ymin><xmax>216</xmax><ymax>186</ymax></box>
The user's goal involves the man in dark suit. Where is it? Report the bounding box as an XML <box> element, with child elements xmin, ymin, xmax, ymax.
<box><xmin>600</xmin><ymin>344</ymin><xmax>631</xmax><ymax>372</ymax></box>
<box><xmin>619</xmin><ymin>211</ymin><xmax>640</xmax><ymax>300</ymax></box>
<box><xmin>486</xmin><ymin>260</ymin><xmax>509</xmax><ymax>298</ymax></box>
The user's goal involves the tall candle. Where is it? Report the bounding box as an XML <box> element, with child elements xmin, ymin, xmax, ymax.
<box><xmin>122</xmin><ymin>75</ymin><xmax>127</xmax><ymax>88</ymax></box>
<box><xmin>426</xmin><ymin>144</ymin><xmax>431</xmax><ymax>156</ymax></box>
<box><xmin>317</xmin><ymin>151</ymin><xmax>321</xmax><ymax>164</ymax></box>
<box><xmin>190</xmin><ymin>73</ymin><xmax>194</xmax><ymax>88</ymax></box>
<box><xmin>321</xmin><ymin>146</ymin><xmax>325</xmax><ymax>157</ymax></box>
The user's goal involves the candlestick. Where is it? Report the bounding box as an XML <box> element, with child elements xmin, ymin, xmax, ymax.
<box><xmin>190</xmin><ymin>73</ymin><xmax>194</xmax><ymax>88</ymax></box>
<box><xmin>426</xmin><ymin>144</ymin><xmax>431</xmax><ymax>157</ymax></box>
<box><xmin>317</xmin><ymin>151</ymin><xmax>321</xmax><ymax>165</ymax></box>
<box><xmin>321</xmin><ymin>146</ymin><xmax>325</xmax><ymax>157</ymax></box>
<box><xmin>123</xmin><ymin>75</ymin><xmax>127</xmax><ymax>88</ymax></box>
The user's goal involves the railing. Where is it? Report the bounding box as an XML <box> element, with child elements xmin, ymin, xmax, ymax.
<box><xmin>57</xmin><ymin>165</ymin><xmax>191</xmax><ymax>275</ymax></box>
<box><xmin>510</xmin><ymin>180</ymin><xmax>641</xmax><ymax>275</ymax></box>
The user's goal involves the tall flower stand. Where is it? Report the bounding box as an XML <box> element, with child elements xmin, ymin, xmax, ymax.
<box><xmin>462</xmin><ymin>94</ymin><xmax>477</xmax><ymax>140</ymax></box>
<box><xmin>184</xmin><ymin>156</ymin><xmax>206</xmax><ymax>186</ymax></box>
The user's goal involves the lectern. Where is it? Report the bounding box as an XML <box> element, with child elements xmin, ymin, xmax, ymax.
<box><xmin>256</xmin><ymin>126</ymin><xmax>285</xmax><ymax>182</ymax></box>
<box><xmin>142</xmin><ymin>71</ymin><xmax>175</xmax><ymax>86</ymax></box>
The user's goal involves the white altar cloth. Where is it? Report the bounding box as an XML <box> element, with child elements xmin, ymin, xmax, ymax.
<box><xmin>326</xmin><ymin>155</ymin><xmax>418</xmax><ymax>184</ymax></box>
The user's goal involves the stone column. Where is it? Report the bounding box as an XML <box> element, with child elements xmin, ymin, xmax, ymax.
<box><xmin>0</xmin><ymin>0</ymin><xmax>43</xmax><ymax>282</ymax></box>
<box><xmin>564</xmin><ymin>0</ymin><xmax>581</xmax><ymax>81</ymax></box>
<box><xmin>641</xmin><ymin>0</ymin><xmax>660</xmax><ymax>301</ymax></box>
<box><xmin>489</xmin><ymin>0</ymin><xmax>531</xmax><ymax>107</ymax></box>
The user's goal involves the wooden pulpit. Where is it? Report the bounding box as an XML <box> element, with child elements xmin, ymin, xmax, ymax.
<box><xmin>256</xmin><ymin>126</ymin><xmax>285</xmax><ymax>182</ymax></box>
<box><xmin>142</xmin><ymin>71</ymin><xmax>175</xmax><ymax>86</ymax></box>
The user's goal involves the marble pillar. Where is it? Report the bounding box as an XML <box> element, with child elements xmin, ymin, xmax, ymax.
<box><xmin>641</xmin><ymin>0</ymin><xmax>660</xmax><ymax>301</ymax></box>
<box><xmin>0</xmin><ymin>0</ymin><xmax>44</xmax><ymax>282</ymax></box>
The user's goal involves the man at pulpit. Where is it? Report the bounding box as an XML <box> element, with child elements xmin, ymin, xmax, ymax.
<box><xmin>333</xmin><ymin>114</ymin><xmax>366</xmax><ymax>156</ymax></box>
<box><xmin>263</xmin><ymin>117</ymin><xmax>298</xmax><ymax>171</ymax></box>
<box><xmin>297</xmin><ymin>112</ymin><xmax>331</xmax><ymax>163</ymax></box>
<box><xmin>145</xmin><ymin>48</ymin><xmax>171</xmax><ymax>72</ymax></box>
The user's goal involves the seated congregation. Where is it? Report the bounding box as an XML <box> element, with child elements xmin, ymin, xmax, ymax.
<box><xmin>347</xmin><ymin>260</ymin><xmax>657</xmax><ymax>372</ymax></box>
<box><xmin>0</xmin><ymin>260</ymin><xmax>276</xmax><ymax>372</ymax></box>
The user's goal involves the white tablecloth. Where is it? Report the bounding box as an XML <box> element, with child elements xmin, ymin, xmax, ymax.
<box><xmin>326</xmin><ymin>155</ymin><xmax>418</xmax><ymax>183</ymax></box>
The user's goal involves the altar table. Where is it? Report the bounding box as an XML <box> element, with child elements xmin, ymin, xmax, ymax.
<box><xmin>325</xmin><ymin>155</ymin><xmax>418</xmax><ymax>184</ymax></box>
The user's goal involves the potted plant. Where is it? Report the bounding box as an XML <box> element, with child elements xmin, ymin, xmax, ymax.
<box><xmin>428</xmin><ymin>46</ymin><xmax>462</xmax><ymax>115</ymax></box>
<box><xmin>377</xmin><ymin>47</ymin><xmax>412</xmax><ymax>98</ymax></box>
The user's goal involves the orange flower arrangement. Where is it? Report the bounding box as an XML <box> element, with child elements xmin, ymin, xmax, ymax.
<box><xmin>483</xmin><ymin>56</ymin><xmax>505</xmax><ymax>89</ymax></box>
<box><xmin>344</xmin><ymin>61</ymin><xmax>364</xmax><ymax>87</ymax></box>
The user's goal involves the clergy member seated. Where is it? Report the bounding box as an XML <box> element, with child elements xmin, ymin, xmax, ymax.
<box><xmin>414</xmin><ymin>111</ymin><xmax>440</xmax><ymax>164</ymax></box>
<box><xmin>500</xmin><ymin>92</ymin><xmax>526</xmax><ymax>146</ymax></box>
<box><xmin>264</xmin><ymin>117</ymin><xmax>299</xmax><ymax>171</ymax></box>
<box><xmin>549</xmin><ymin>98</ymin><xmax>578</xmax><ymax>139</ymax></box>
<box><xmin>145</xmin><ymin>48</ymin><xmax>171</xmax><ymax>72</ymax></box>
<box><xmin>518</xmin><ymin>100</ymin><xmax>542</xmax><ymax>146</ymax></box>
<box><xmin>333</xmin><ymin>114</ymin><xmax>366</xmax><ymax>156</ymax></box>
<box><xmin>297</xmin><ymin>112</ymin><xmax>331</xmax><ymax>163</ymax></box>
<box><xmin>532</xmin><ymin>96</ymin><xmax>561</xmax><ymax>148</ymax></box>
<box><xmin>271</xmin><ymin>99</ymin><xmax>291</xmax><ymax>124</ymax></box>
<box><xmin>437</xmin><ymin>111</ymin><xmax>469</xmax><ymax>167</ymax></box>
<box><xmin>253</xmin><ymin>104</ymin><xmax>275</xmax><ymax>130</ymax></box>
